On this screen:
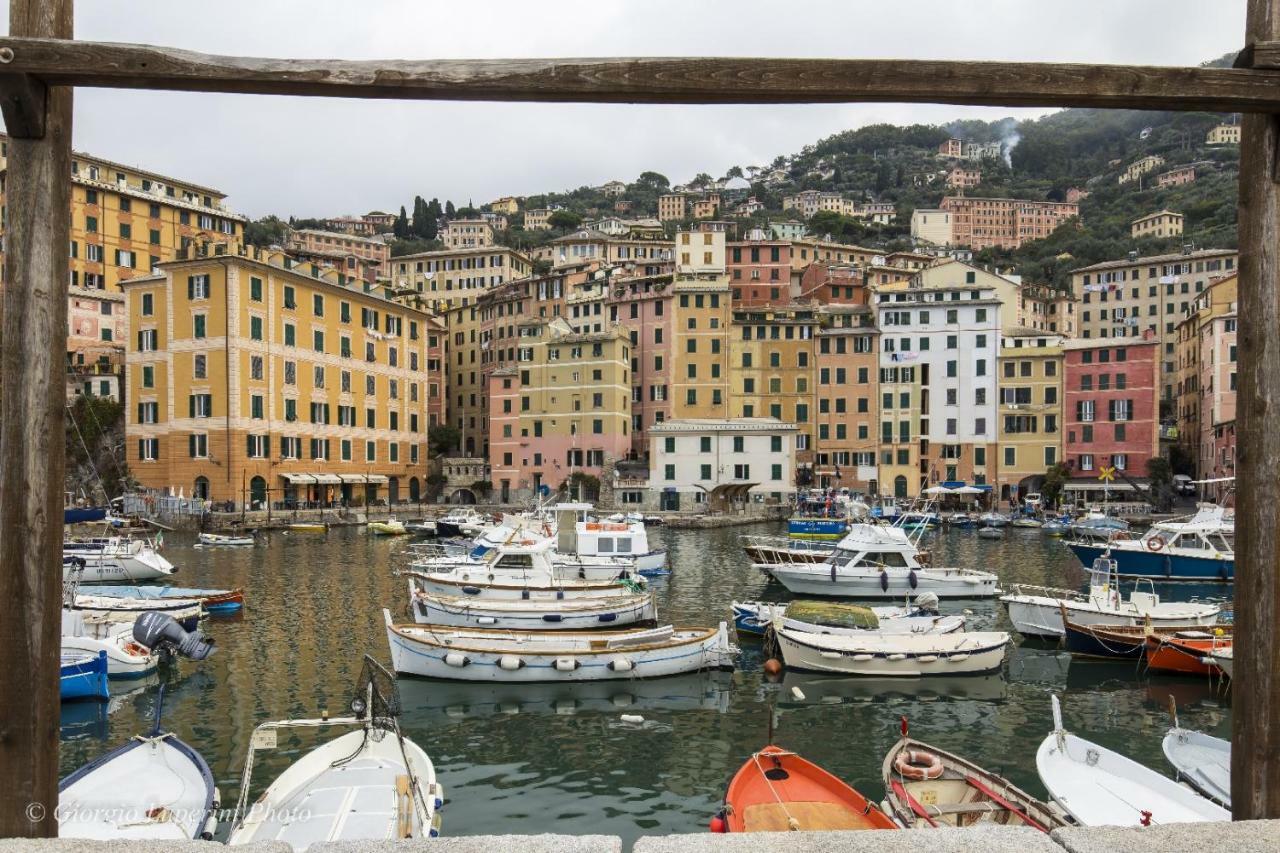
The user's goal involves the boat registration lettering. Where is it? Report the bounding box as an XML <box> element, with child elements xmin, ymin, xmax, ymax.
<box><xmin>920</xmin><ymin>790</ymin><xmax>938</xmax><ymax>805</ymax></box>
<box><xmin>252</xmin><ymin>729</ymin><xmax>278</xmax><ymax>749</ymax></box>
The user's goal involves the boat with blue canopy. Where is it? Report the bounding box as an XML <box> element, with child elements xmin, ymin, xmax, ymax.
<box><xmin>1067</xmin><ymin>505</ymin><xmax>1233</xmax><ymax>581</ymax></box>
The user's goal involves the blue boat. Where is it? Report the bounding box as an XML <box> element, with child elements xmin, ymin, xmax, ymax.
<box><xmin>1067</xmin><ymin>505</ymin><xmax>1234</xmax><ymax>582</ymax></box>
<box><xmin>61</xmin><ymin>650</ymin><xmax>109</xmax><ymax>701</ymax></box>
<box><xmin>64</xmin><ymin>506</ymin><xmax>108</xmax><ymax>524</ymax></box>
<box><xmin>76</xmin><ymin>584</ymin><xmax>245</xmax><ymax>614</ymax></box>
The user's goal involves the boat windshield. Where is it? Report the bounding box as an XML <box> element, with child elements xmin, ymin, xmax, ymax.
<box><xmin>852</xmin><ymin>550</ymin><xmax>910</xmax><ymax>568</ymax></box>
<box><xmin>597</xmin><ymin>536</ymin><xmax>633</xmax><ymax>554</ymax></box>
<box><xmin>1213</xmin><ymin>533</ymin><xmax>1234</xmax><ymax>553</ymax></box>
<box><xmin>493</xmin><ymin>554</ymin><xmax>534</xmax><ymax>569</ymax></box>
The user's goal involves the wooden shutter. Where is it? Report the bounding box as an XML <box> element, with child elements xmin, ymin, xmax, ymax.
<box><xmin>187</xmin><ymin>275</ymin><xmax>194</xmax><ymax>299</ymax></box>
<box><xmin>188</xmin><ymin>395</ymin><xmax>195</xmax><ymax>418</ymax></box>
<box><xmin>188</xmin><ymin>434</ymin><xmax>196</xmax><ymax>458</ymax></box>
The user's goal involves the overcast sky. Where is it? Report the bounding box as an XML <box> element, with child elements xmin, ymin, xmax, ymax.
<box><xmin>1</xmin><ymin>1</ymin><xmax>1246</xmax><ymax>218</ymax></box>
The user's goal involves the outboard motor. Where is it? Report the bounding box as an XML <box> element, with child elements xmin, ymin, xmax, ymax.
<box><xmin>133</xmin><ymin>611</ymin><xmax>216</xmax><ymax>661</ymax></box>
<box><xmin>912</xmin><ymin>591</ymin><xmax>941</xmax><ymax>615</ymax></box>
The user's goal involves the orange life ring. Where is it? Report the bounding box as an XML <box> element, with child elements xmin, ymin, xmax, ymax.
<box><xmin>894</xmin><ymin>749</ymin><xmax>944</xmax><ymax>781</ymax></box>
<box><xmin>1146</xmin><ymin>537</ymin><xmax>1164</xmax><ymax>552</ymax></box>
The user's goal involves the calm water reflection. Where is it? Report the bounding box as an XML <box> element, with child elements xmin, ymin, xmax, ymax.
<box><xmin>58</xmin><ymin>522</ymin><xmax>1232</xmax><ymax>844</ymax></box>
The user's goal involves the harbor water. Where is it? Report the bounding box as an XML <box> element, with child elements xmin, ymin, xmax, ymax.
<box><xmin>58</xmin><ymin>523</ymin><xmax>1233</xmax><ymax>845</ymax></box>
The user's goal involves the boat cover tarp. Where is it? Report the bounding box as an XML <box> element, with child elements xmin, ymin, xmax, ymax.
<box><xmin>785</xmin><ymin>601</ymin><xmax>879</xmax><ymax>630</ymax></box>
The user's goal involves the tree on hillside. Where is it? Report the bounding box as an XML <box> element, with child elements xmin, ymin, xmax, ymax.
<box><xmin>636</xmin><ymin>171</ymin><xmax>669</xmax><ymax>191</ymax></box>
<box><xmin>411</xmin><ymin>196</ymin><xmax>438</xmax><ymax>239</ymax></box>
<box><xmin>548</xmin><ymin>210</ymin><xmax>582</xmax><ymax>231</ymax></box>
<box><xmin>725</xmin><ymin>165</ymin><xmax>744</xmax><ymax>179</ymax></box>
<box><xmin>394</xmin><ymin>206</ymin><xmax>409</xmax><ymax>238</ymax></box>
<box><xmin>445</xmin><ymin>200</ymin><xmax>456</xmax><ymax>218</ymax></box>
<box><xmin>245</xmin><ymin>215</ymin><xmax>289</xmax><ymax>247</ymax></box>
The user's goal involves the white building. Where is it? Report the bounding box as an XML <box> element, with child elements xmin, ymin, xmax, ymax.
<box><xmin>649</xmin><ymin>418</ymin><xmax>798</xmax><ymax>511</ymax></box>
<box><xmin>910</xmin><ymin>209</ymin><xmax>953</xmax><ymax>246</ymax></box>
<box><xmin>874</xmin><ymin>281</ymin><xmax>1002</xmax><ymax>497</ymax></box>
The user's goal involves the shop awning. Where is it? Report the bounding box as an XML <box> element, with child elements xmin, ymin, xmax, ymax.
<box><xmin>338</xmin><ymin>474</ymin><xmax>367</xmax><ymax>484</ymax></box>
<box><xmin>281</xmin><ymin>473</ymin><xmax>316</xmax><ymax>484</ymax></box>
<box><xmin>312</xmin><ymin>474</ymin><xmax>342</xmax><ymax>485</ymax></box>
<box><xmin>365</xmin><ymin>474</ymin><xmax>389</xmax><ymax>484</ymax></box>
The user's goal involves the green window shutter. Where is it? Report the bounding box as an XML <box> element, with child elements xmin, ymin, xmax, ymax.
<box><xmin>138</xmin><ymin>439</ymin><xmax>145</xmax><ymax>459</ymax></box>
<box><xmin>137</xmin><ymin>403</ymin><xmax>144</xmax><ymax>422</ymax></box>
<box><xmin>187</xmin><ymin>276</ymin><xmax>194</xmax><ymax>299</ymax></box>
<box><xmin>188</xmin><ymin>395</ymin><xmax>195</xmax><ymax>418</ymax></box>
<box><xmin>264</xmin><ymin>435</ymin><xmax>271</xmax><ymax>458</ymax></box>
<box><xmin>247</xmin><ymin>435</ymin><xmax>254</xmax><ymax>456</ymax></box>
<box><xmin>188</xmin><ymin>434</ymin><xmax>196</xmax><ymax>457</ymax></box>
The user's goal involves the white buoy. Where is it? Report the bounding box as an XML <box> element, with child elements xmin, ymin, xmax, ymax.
<box><xmin>620</xmin><ymin>714</ymin><xmax>645</xmax><ymax>724</ymax></box>
<box><xmin>790</xmin><ymin>687</ymin><xmax>806</xmax><ymax>701</ymax></box>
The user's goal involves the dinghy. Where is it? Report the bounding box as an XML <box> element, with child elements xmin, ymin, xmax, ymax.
<box><xmin>287</xmin><ymin>522</ymin><xmax>328</xmax><ymax>533</ymax></box>
<box><xmin>59</xmin><ymin>693</ymin><xmax>219</xmax><ymax>840</ymax></box>
<box><xmin>61</xmin><ymin>650</ymin><xmax>110</xmax><ymax>701</ymax></box>
<box><xmin>77</xmin><ymin>584</ymin><xmax>245</xmax><ymax>614</ymax></box>
<box><xmin>730</xmin><ymin>598</ymin><xmax>965</xmax><ymax>637</ymax></box>
<box><xmin>977</xmin><ymin>527</ymin><xmax>1005</xmax><ymax>540</ymax></box>
<box><xmin>62</xmin><ymin>610</ymin><xmax>158</xmax><ymax>678</ymax></box>
<box><xmin>1061</xmin><ymin>617</ymin><xmax>1232</xmax><ymax>662</ymax></box>
<box><xmin>409</xmin><ymin>584</ymin><xmax>657</xmax><ymax>630</ymax></box>
<box><xmin>883</xmin><ymin>718</ymin><xmax>1067</xmax><ymax>831</ymax></box>
<box><xmin>1145</xmin><ymin>630</ymin><xmax>1231</xmax><ymax>676</ymax></box>
<box><xmin>1036</xmin><ymin>695</ymin><xmax>1230</xmax><ymax>826</ymax></box>
<box><xmin>1163</xmin><ymin>700</ymin><xmax>1231</xmax><ymax>809</ymax></box>
<box><xmin>72</xmin><ymin>594</ymin><xmax>202</xmax><ymax>632</ymax></box>
<box><xmin>197</xmin><ymin>531</ymin><xmax>256</xmax><ymax>546</ymax></box>
<box><xmin>369</xmin><ymin>518</ymin><xmax>409</xmax><ymax>536</ymax></box>
<box><xmin>716</xmin><ymin>745</ymin><xmax>896</xmax><ymax>832</ymax></box>
<box><xmin>386</xmin><ymin>611</ymin><xmax>736</xmax><ymax>682</ymax></box>
<box><xmin>228</xmin><ymin>657</ymin><xmax>442</xmax><ymax>849</ymax></box>
<box><xmin>763</xmin><ymin>523</ymin><xmax>1000</xmax><ymax>599</ymax></box>
<box><xmin>1001</xmin><ymin>557</ymin><xmax>1220</xmax><ymax>638</ymax></box>
<box><xmin>773</xmin><ymin>626</ymin><xmax>1009</xmax><ymax>677</ymax></box>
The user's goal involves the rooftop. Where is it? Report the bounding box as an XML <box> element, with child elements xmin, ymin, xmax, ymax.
<box><xmin>650</xmin><ymin>417</ymin><xmax>799</xmax><ymax>434</ymax></box>
<box><xmin>1070</xmin><ymin>247</ymin><xmax>1237</xmax><ymax>274</ymax></box>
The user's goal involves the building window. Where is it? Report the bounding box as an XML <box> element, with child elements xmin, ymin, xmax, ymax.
<box><xmin>137</xmin><ymin>329</ymin><xmax>158</xmax><ymax>351</ymax></box>
<box><xmin>188</xmin><ymin>433</ymin><xmax>208</xmax><ymax>458</ymax></box>
<box><xmin>283</xmin><ymin>286</ymin><xmax>296</xmax><ymax>310</ymax></box>
<box><xmin>251</xmin><ymin>317</ymin><xmax>264</xmax><ymax>341</ymax></box>
<box><xmin>138</xmin><ymin>438</ymin><xmax>159</xmax><ymax>461</ymax></box>
<box><xmin>250</xmin><ymin>276</ymin><xmax>263</xmax><ymax>301</ymax></box>
<box><xmin>366</xmin><ymin>440</ymin><xmax>377</xmax><ymax>462</ymax></box>
<box><xmin>188</xmin><ymin>275</ymin><xmax>210</xmax><ymax>300</ymax></box>
<box><xmin>141</xmin><ymin>365</ymin><xmax>154</xmax><ymax>388</ymax></box>
<box><xmin>193</xmin><ymin>314</ymin><xmax>206</xmax><ymax>339</ymax></box>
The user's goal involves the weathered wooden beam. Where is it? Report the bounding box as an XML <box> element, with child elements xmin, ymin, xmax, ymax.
<box><xmin>0</xmin><ymin>0</ymin><xmax>71</xmax><ymax>840</ymax></box>
<box><xmin>1233</xmin><ymin>0</ymin><xmax>1280</xmax><ymax>823</ymax></box>
<box><xmin>1245</xmin><ymin>39</ymin><xmax>1280</xmax><ymax>68</ymax></box>
<box><xmin>0</xmin><ymin>72</ymin><xmax>47</xmax><ymax>138</ymax></box>
<box><xmin>1</xmin><ymin>37</ymin><xmax>1280</xmax><ymax>111</ymax></box>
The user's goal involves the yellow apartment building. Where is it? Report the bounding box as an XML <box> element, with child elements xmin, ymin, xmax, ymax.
<box><xmin>658</xmin><ymin>193</ymin><xmax>687</xmax><ymax>222</ymax></box>
<box><xmin>487</xmin><ymin>318</ymin><xmax>632</xmax><ymax>502</ymax></box>
<box><xmin>0</xmin><ymin>133</ymin><xmax>247</xmax><ymax>294</ymax></box>
<box><xmin>730</xmin><ymin>305</ymin><xmax>819</xmax><ymax>475</ymax></box>
<box><xmin>1119</xmin><ymin>154</ymin><xmax>1165</xmax><ymax>184</ymax></box>
<box><xmin>995</xmin><ymin>331</ymin><xmax>1065</xmax><ymax>502</ymax></box>
<box><xmin>123</xmin><ymin>248</ymin><xmax>434</xmax><ymax>507</ymax></box>
<box><xmin>523</xmin><ymin>208</ymin><xmax>553</xmax><ymax>230</ymax></box>
<box><xmin>1132</xmin><ymin>210</ymin><xmax>1184</xmax><ymax>240</ymax></box>
<box><xmin>490</xmin><ymin>197</ymin><xmax>521</xmax><ymax>215</ymax></box>
<box><xmin>441</xmin><ymin>219</ymin><xmax>494</xmax><ymax>249</ymax></box>
<box><xmin>1206</xmin><ymin>123</ymin><xmax>1241</xmax><ymax>145</ymax></box>
<box><xmin>385</xmin><ymin>246</ymin><xmax>533</xmax><ymax>313</ymax></box>
<box><xmin>671</xmin><ymin>230</ymin><xmax>731</xmax><ymax>420</ymax></box>
<box><xmin>1174</xmin><ymin>273</ymin><xmax>1238</xmax><ymax>473</ymax></box>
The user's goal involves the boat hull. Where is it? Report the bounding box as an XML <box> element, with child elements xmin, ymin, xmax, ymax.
<box><xmin>61</xmin><ymin>632</ymin><xmax>158</xmax><ymax>679</ymax></box>
<box><xmin>1163</xmin><ymin>729</ymin><xmax>1231</xmax><ymax>809</ymax></box>
<box><xmin>730</xmin><ymin>602</ymin><xmax>965</xmax><ymax>637</ymax></box>
<box><xmin>775</xmin><ymin>629</ymin><xmax>1008</xmax><ymax>677</ymax></box>
<box><xmin>408</xmin><ymin>571</ymin><xmax>643</xmax><ymax>601</ymax></box>
<box><xmin>62</xmin><ymin>551</ymin><xmax>176</xmax><ymax>582</ymax></box>
<box><xmin>767</xmin><ymin>564</ymin><xmax>1000</xmax><ymax>599</ymax></box>
<box><xmin>386</xmin><ymin>613</ymin><xmax>736</xmax><ymax>683</ymax></box>
<box><xmin>1145</xmin><ymin>636</ymin><xmax>1230</xmax><ymax>676</ymax></box>
<box><xmin>724</xmin><ymin>745</ymin><xmax>896</xmax><ymax>832</ymax></box>
<box><xmin>1062</xmin><ymin>622</ymin><xmax>1148</xmax><ymax>659</ymax></box>
<box><xmin>60</xmin><ymin>651</ymin><xmax>110</xmax><ymax>701</ymax></box>
<box><xmin>1001</xmin><ymin>596</ymin><xmax>1219</xmax><ymax>639</ymax></box>
<box><xmin>1068</xmin><ymin>541</ymin><xmax>1233</xmax><ymax>581</ymax></box>
<box><xmin>411</xmin><ymin>586</ymin><xmax>657</xmax><ymax>631</ymax></box>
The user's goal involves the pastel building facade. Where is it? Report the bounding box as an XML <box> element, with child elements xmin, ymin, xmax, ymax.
<box><xmin>649</xmin><ymin>418</ymin><xmax>798</xmax><ymax>510</ymax></box>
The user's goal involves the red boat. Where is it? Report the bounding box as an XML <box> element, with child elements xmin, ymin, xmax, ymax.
<box><xmin>716</xmin><ymin>745</ymin><xmax>897</xmax><ymax>833</ymax></box>
<box><xmin>1145</xmin><ymin>629</ymin><xmax>1231</xmax><ymax>676</ymax></box>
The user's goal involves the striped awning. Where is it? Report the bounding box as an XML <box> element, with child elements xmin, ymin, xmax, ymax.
<box><xmin>312</xmin><ymin>474</ymin><xmax>342</xmax><ymax>485</ymax></box>
<box><xmin>281</xmin><ymin>473</ymin><xmax>316</xmax><ymax>484</ymax></box>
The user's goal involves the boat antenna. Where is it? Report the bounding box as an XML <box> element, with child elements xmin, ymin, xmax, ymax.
<box><xmin>150</xmin><ymin>683</ymin><xmax>167</xmax><ymax>736</ymax></box>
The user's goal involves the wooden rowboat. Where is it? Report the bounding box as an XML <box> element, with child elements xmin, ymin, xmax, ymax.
<box><xmin>718</xmin><ymin>745</ymin><xmax>896</xmax><ymax>833</ymax></box>
<box><xmin>882</xmin><ymin>719</ymin><xmax>1068</xmax><ymax>831</ymax></box>
<box><xmin>1145</xmin><ymin>630</ymin><xmax>1232</xmax><ymax>676</ymax></box>
<box><xmin>1061</xmin><ymin>615</ymin><xmax>1233</xmax><ymax>662</ymax></box>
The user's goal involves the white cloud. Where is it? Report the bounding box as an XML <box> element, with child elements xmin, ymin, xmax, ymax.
<box><xmin>2</xmin><ymin>1</ymin><xmax>1246</xmax><ymax>216</ymax></box>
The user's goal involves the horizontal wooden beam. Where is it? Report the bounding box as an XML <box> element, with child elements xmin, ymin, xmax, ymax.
<box><xmin>0</xmin><ymin>37</ymin><xmax>1279</xmax><ymax>111</ymax></box>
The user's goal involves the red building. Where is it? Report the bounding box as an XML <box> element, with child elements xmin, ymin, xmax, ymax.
<box><xmin>1062</xmin><ymin>335</ymin><xmax>1159</xmax><ymax>488</ymax></box>
<box><xmin>798</xmin><ymin>263</ymin><xmax>868</xmax><ymax>305</ymax></box>
<box><xmin>727</xmin><ymin>235</ymin><xmax>792</xmax><ymax>305</ymax></box>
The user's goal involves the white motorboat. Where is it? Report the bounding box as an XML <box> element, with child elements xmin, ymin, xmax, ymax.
<box><xmin>407</xmin><ymin>538</ymin><xmax>644</xmax><ymax>600</ymax></box>
<box><xmin>59</xmin><ymin>727</ymin><xmax>218</xmax><ymax>840</ymax></box>
<box><xmin>1070</xmin><ymin>510</ymin><xmax>1130</xmax><ymax>540</ymax></box>
<box><xmin>730</xmin><ymin>598</ymin><xmax>965</xmax><ymax>637</ymax></box>
<box><xmin>228</xmin><ymin>657</ymin><xmax>442</xmax><ymax>849</ymax></box>
<box><xmin>1010</xmin><ymin>517</ymin><xmax>1043</xmax><ymax>529</ymax></box>
<box><xmin>385</xmin><ymin>611</ymin><xmax>737</xmax><ymax>682</ymax></box>
<box><xmin>977</xmin><ymin>527</ymin><xmax>1005</xmax><ymax>540</ymax></box>
<box><xmin>1163</xmin><ymin>726</ymin><xmax>1231</xmax><ymax>809</ymax></box>
<box><xmin>476</xmin><ymin>504</ymin><xmax>669</xmax><ymax>575</ymax></box>
<box><xmin>1036</xmin><ymin>695</ymin><xmax>1229</xmax><ymax>826</ymax></box>
<box><xmin>197</xmin><ymin>531</ymin><xmax>256</xmax><ymax>547</ymax></box>
<box><xmin>435</xmin><ymin>508</ymin><xmax>488</xmax><ymax>538</ymax></box>
<box><xmin>405</xmin><ymin>519</ymin><xmax>438</xmax><ymax>536</ymax></box>
<box><xmin>764</xmin><ymin>523</ymin><xmax>1001</xmax><ymax>599</ymax></box>
<box><xmin>62</xmin><ymin>610</ymin><xmax>158</xmax><ymax>678</ymax></box>
<box><xmin>978</xmin><ymin>512</ymin><xmax>1009</xmax><ymax>528</ymax></box>
<box><xmin>409</xmin><ymin>582</ymin><xmax>657</xmax><ymax>630</ymax></box>
<box><xmin>774</xmin><ymin>626</ymin><xmax>1010</xmax><ymax>676</ymax></box>
<box><xmin>1000</xmin><ymin>557</ymin><xmax>1220</xmax><ymax>639</ymax></box>
<box><xmin>62</xmin><ymin>537</ymin><xmax>176</xmax><ymax>582</ymax></box>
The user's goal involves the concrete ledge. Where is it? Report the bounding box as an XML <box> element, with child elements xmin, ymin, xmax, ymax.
<box><xmin>0</xmin><ymin>843</ymin><xmax>288</xmax><ymax>852</ymax></box>
<box><xmin>1052</xmin><ymin>820</ymin><xmax>1280</xmax><ymax>853</ymax></box>
<box><xmin>314</xmin><ymin>836</ymin><xmax>622</xmax><ymax>853</ymax></box>
<box><xmin>635</xmin><ymin>825</ymin><xmax>1061</xmax><ymax>853</ymax></box>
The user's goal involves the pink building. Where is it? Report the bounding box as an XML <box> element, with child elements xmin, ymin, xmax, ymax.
<box><xmin>1063</xmin><ymin>335</ymin><xmax>1159</xmax><ymax>486</ymax></box>
<box><xmin>798</xmin><ymin>263</ymin><xmax>867</xmax><ymax>305</ymax></box>
<box><xmin>727</xmin><ymin>237</ymin><xmax>793</xmax><ymax>305</ymax></box>
<box><xmin>606</xmin><ymin>273</ymin><xmax>675</xmax><ymax>458</ymax></box>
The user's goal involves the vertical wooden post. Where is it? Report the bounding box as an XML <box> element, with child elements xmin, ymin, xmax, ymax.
<box><xmin>0</xmin><ymin>0</ymin><xmax>72</xmax><ymax>838</ymax></box>
<box><xmin>1234</xmin><ymin>0</ymin><xmax>1280</xmax><ymax>821</ymax></box>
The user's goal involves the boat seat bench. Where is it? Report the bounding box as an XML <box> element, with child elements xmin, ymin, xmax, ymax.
<box><xmin>742</xmin><ymin>801</ymin><xmax>885</xmax><ymax>832</ymax></box>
